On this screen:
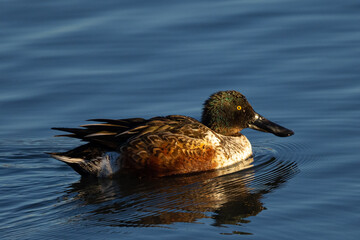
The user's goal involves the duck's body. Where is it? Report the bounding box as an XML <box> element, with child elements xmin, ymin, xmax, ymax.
<box><xmin>52</xmin><ymin>90</ymin><xmax>293</xmax><ymax>178</ymax></box>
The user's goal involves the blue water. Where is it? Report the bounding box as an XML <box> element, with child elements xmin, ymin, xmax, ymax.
<box><xmin>1</xmin><ymin>0</ymin><xmax>360</xmax><ymax>239</ymax></box>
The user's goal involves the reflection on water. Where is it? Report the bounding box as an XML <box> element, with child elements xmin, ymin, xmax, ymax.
<box><xmin>65</xmin><ymin>155</ymin><xmax>298</xmax><ymax>229</ymax></box>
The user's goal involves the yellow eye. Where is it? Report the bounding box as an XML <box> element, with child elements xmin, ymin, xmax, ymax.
<box><xmin>237</xmin><ymin>106</ymin><xmax>242</xmax><ymax>110</ymax></box>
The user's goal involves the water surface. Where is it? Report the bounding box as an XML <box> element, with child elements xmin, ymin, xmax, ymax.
<box><xmin>1</xmin><ymin>0</ymin><xmax>359</xmax><ymax>239</ymax></box>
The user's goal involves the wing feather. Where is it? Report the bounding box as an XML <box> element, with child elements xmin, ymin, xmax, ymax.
<box><xmin>52</xmin><ymin>115</ymin><xmax>211</xmax><ymax>150</ymax></box>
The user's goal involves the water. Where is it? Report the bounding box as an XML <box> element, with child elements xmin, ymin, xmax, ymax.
<box><xmin>1</xmin><ymin>0</ymin><xmax>359</xmax><ymax>239</ymax></box>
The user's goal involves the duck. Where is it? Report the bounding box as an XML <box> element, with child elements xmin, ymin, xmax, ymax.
<box><xmin>51</xmin><ymin>90</ymin><xmax>294</xmax><ymax>178</ymax></box>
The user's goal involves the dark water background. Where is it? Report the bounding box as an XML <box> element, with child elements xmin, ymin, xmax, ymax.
<box><xmin>1</xmin><ymin>0</ymin><xmax>360</xmax><ymax>239</ymax></box>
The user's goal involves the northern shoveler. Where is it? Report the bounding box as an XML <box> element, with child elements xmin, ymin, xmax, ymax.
<box><xmin>51</xmin><ymin>90</ymin><xmax>294</xmax><ymax>178</ymax></box>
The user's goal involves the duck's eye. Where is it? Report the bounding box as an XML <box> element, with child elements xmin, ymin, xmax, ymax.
<box><xmin>237</xmin><ymin>106</ymin><xmax>242</xmax><ymax>110</ymax></box>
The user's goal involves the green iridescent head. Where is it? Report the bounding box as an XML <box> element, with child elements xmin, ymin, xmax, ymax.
<box><xmin>201</xmin><ymin>90</ymin><xmax>294</xmax><ymax>137</ymax></box>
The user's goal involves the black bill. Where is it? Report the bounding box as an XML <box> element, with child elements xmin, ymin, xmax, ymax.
<box><xmin>248</xmin><ymin>114</ymin><xmax>294</xmax><ymax>137</ymax></box>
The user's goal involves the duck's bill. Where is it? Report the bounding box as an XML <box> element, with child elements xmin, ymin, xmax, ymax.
<box><xmin>248</xmin><ymin>114</ymin><xmax>294</xmax><ymax>137</ymax></box>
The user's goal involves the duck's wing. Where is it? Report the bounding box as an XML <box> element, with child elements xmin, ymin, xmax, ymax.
<box><xmin>135</xmin><ymin>115</ymin><xmax>210</xmax><ymax>139</ymax></box>
<box><xmin>52</xmin><ymin>115</ymin><xmax>210</xmax><ymax>150</ymax></box>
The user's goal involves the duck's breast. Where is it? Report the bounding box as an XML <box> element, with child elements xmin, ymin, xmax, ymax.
<box><xmin>207</xmin><ymin>133</ymin><xmax>253</xmax><ymax>169</ymax></box>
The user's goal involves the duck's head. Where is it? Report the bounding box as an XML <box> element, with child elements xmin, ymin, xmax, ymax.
<box><xmin>201</xmin><ymin>90</ymin><xmax>294</xmax><ymax>137</ymax></box>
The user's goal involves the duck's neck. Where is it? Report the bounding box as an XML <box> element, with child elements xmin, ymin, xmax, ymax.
<box><xmin>201</xmin><ymin>120</ymin><xmax>242</xmax><ymax>136</ymax></box>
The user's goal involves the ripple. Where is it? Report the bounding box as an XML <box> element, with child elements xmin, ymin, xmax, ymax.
<box><xmin>254</xmin><ymin>139</ymin><xmax>315</xmax><ymax>166</ymax></box>
<box><xmin>245</xmin><ymin>139</ymin><xmax>314</xmax><ymax>192</ymax></box>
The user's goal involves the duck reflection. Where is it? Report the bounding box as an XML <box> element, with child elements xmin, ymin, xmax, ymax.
<box><xmin>65</xmin><ymin>156</ymin><xmax>298</xmax><ymax>227</ymax></box>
